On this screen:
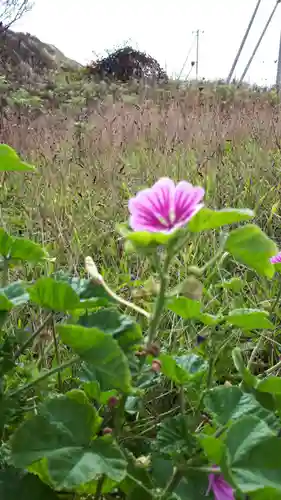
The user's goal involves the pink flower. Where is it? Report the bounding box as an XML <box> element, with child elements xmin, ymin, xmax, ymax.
<box><xmin>270</xmin><ymin>252</ymin><xmax>281</xmax><ymax>264</ymax></box>
<box><xmin>206</xmin><ymin>473</ymin><xmax>234</xmax><ymax>500</ymax></box>
<box><xmin>128</xmin><ymin>177</ymin><xmax>204</xmax><ymax>233</ymax></box>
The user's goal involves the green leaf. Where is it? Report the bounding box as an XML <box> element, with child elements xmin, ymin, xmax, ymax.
<box><xmin>220</xmin><ymin>277</ymin><xmax>244</xmax><ymax>292</ymax></box>
<box><xmin>11</xmin><ymin>394</ymin><xmax>126</xmax><ymax>489</ymax></box>
<box><xmin>204</xmin><ymin>386</ymin><xmax>279</xmax><ymax>430</ymax></box>
<box><xmin>53</xmin><ymin>272</ymin><xmax>115</xmax><ymax>307</ymax></box>
<box><xmin>78</xmin><ymin>308</ymin><xmax>142</xmax><ymax>353</ymax></box>
<box><xmin>175</xmin><ymin>472</ymin><xmax>209</xmax><ymax>500</ymax></box>
<box><xmin>0</xmin><ymin>468</ymin><xmax>59</xmax><ymax>499</ymax></box>
<box><xmin>0</xmin><ymin>281</ymin><xmax>29</xmax><ymax>311</ymax></box>
<box><xmin>225</xmin><ymin>416</ymin><xmax>281</xmax><ymax>493</ymax></box>
<box><xmin>126</xmin><ymin>231</ymin><xmax>172</xmax><ymax>247</ymax></box>
<box><xmin>58</xmin><ymin>324</ymin><xmax>132</xmax><ymax>392</ymax></box>
<box><xmin>0</xmin><ymin>293</ymin><xmax>13</xmax><ymax>311</ymax></box>
<box><xmin>29</xmin><ymin>278</ymin><xmax>80</xmax><ymax>312</ymax></box>
<box><xmin>251</xmin><ymin>489</ymin><xmax>281</xmax><ymax>500</ymax></box>
<box><xmin>156</xmin><ymin>414</ymin><xmax>196</xmax><ymax>458</ymax></box>
<box><xmin>226</xmin><ymin>309</ymin><xmax>274</xmax><ymax>330</ymax></box>
<box><xmin>0</xmin><ymin>229</ymin><xmax>48</xmax><ymax>262</ymax></box>
<box><xmin>188</xmin><ymin>207</ymin><xmax>254</xmax><ymax>232</ymax></box>
<box><xmin>257</xmin><ymin>377</ymin><xmax>281</xmax><ymax>395</ymax></box>
<box><xmin>198</xmin><ymin>313</ymin><xmax>222</xmax><ymax>325</ymax></box>
<box><xmin>160</xmin><ymin>353</ymin><xmax>208</xmax><ymax>386</ymax></box>
<box><xmin>225</xmin><ymin>224</ymin><xmax>277</xmax><ymax>278</ymax></box>
<box><xmin>0</xmin><ymin>144</ymin><xmax>35</xmax><ymax>172</ymax></box>
<box><xmin>199</xmin><ymin>435</ymin><xmax>225</xmax><ymax>463</ymax></box>
<box><xmin>167</xmin><ymin>297</ymin><xmax>201</xmax><ymax>319</ymax></box>
<box><xmin>0</xmin><ymin>229</ymin><xmax>13</xmax><ymax>257</ymax></box>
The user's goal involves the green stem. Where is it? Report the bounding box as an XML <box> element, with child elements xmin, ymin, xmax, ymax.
<box><xmin>2</xmin><ymin>257</ymin><xmax>9</xmax><ymax>287</ymax></box>
<box><xmin>51</xmin><ymin>316</ymin><xmax>62</xmax><ymax>392</ymax></box>
<box><xmin>14</xmin><ymin>312</ymin><xmax>53</xmax><ymax>360</ymax></box>
<box><xmin>159</xmin><ymin>468</ymin><xmax>182</xmax><ymax>500</ymax></box>
<box><xmin>94</xmin><ymin>475</ymin><xmax>105</xmax><ymax>500</ymax></box>
<box><xmin>146</xmin><ymin>254</ymin><xmax>170</xmax><ymax>348</ymax></box>
<box><xmin>101</xmin><ymin>279</ymin><xmax>150</xmax><ymax>319</ymax></box>
<box><xmin>248</xmin><ymin>280</ymin><xmax>281</xmax><ymax>371</ymax></box>
<box><xmin>8</xmin><ymin>356</ymin><xmax>80</xmax><ymax>397</ymax></box>
<box><xmin>114</xmin><ymin>395</ymin><xmax>126</xmax><ymax>436</ymax></box>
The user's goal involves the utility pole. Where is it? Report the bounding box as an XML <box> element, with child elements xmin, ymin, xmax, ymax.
<box><xmin>226</xmin><ymin>0</ymin><xmax>262</xmax><ymax>84</ymax></box>
<box><xmin>239</xmin><ymin>0</ymin><xmax>281</xmax><ymax>84</ymax></box>
<box><xmin>193</xmin><ymin>29</ymin><xmax>204</xmax><ymax>80</ymax></box>
<box><xmin>276</xmin><ymin>29</ymin><xmax>281</xmax><ymax>90</ymax></box>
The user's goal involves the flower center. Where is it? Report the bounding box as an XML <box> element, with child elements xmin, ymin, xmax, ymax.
<box><xmin>169</xmin><ymin>209</ymin><xmax>176</xmax><ymax>224</ymax></box>
<box><xmin>156</xmin><ymin>214</ymin><xmax>169</xmax><ymax>227</ymax></box>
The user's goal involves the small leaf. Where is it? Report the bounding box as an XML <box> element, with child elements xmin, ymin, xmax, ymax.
<box><xmin>226</xmin><ymin>309</ymin><xmax>274</xmax><ymax>330</ymax></box>
<box><xmin>204</xmin><ymin>386</ymin><xmax>279</xmax><ymax>430</ymax></box>
<box><xmin>198</xmin><ymin>313</ymin><xmax>222</xmax><ymax>326</ymax></box>
<box><xmin>220</xmin><ymin>277</ymin><xmax>244</xmax><ymax>292</ymax></box>
<box><xmin>29</xmin><ymin>278</ymin><xmax>80</xmax><ymax>312</ymax></box>
<box><xmin>0</xmin><ymin>282</ymin><xmax>29</xmax><ymax>311</ymax></box>
<box><xmin>167</xmin><ymin>297</ymin><xmax>201</xmax><ymax>319</ymax></box>
<box><xmin>0</xmin><ymin>229</ymin><xmax>13</xmax><ymax>257</ymax></box>
<box><xmin>0</xmin><ymin>229</ymin><xmax>48</xmax><ymax>262</ymax></box>
<box><xmin>0</xmin><ymin>144</ymin><xmax>35</xmax><ymax>172</ymax></box>
<box><xmin>78</xmin><ymin>308</ymin><xmax>142</xmax><ymax>353</ymax></box>
<box><xmin>199</xmin><ymin>435</ymin><xmax>225</xmax><ymax>464</ymax></box>
<box><xmin>257</xmin><ymin>377</ymin><xmax>281</xmax><ymax>395</ymax></box>
<box><xmin>225</xmin><ymin>224</ymin><xmax>277</xmax><ymax>278</ymax></box>
<box><xmin>58</xmin><ymin>324</ymin><xmax>132</xmax><ymax>392</ymax></box>
<box><xmin>225</xmin><ymin>416</ymin><xmax>281</xmax><ymax>493</ymax></box>
<box><xmin>126</xmin><ymin>231</ymin><xmax>172</xmax><ymax>247</ymax></box>
<box><xmin>156</xmin><ymin>414</ymin><xmax>196</xmax><ymax>458</ymax></box>
<box><xmin>0</xmin><ymin>293</ymin><xmax>13</xmax><ymax>311</ymax></box>
<box><xmin>188</xmin><ymin>207</ymin><xmax>254</xmax><ymax>232</ymax></box>
<box><xmin>160</xmin><ymin>353</ymin><xmax>208</xmax><ymax>386</ymax></box>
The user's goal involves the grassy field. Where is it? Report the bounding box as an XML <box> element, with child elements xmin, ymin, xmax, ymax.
<box><xmin>3</xmin><ymin>78</ymin><xmax>281</xmax><ymax>498</ymax></box>
<box><xmin>1</xmin><ymin>81</ymin><xmax>281</xmax><ymax>369</ymax></box>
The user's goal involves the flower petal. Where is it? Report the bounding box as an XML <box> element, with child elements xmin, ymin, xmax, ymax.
<box><xmin>208</xmin><ymin>475</ymin><xmax>234</xmax><ymax>500</ymax></box>
<box><xmin>270</xmin><ymin>252</ymin><xmax>281</xmax><ymax>264</ymax></box>
<box><xmin>128</xmin><ymin>178</ymin><xmax>175</xmax><ymax>232</ymax></box>
<box><xmin>174</xmin><ymin>183</ymin><xmax>205</xmax><ymax>224</ymax></box>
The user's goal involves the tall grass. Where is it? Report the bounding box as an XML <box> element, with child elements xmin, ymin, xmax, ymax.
<box><xmin>1</xmin><ymin>82</ymin><xmax>281</xmax><ymax>376</ymax></box>
<box><xmin>1</xmin><ymin>85</ymin><xmax>281</xmax><ymax>273</ymax></box>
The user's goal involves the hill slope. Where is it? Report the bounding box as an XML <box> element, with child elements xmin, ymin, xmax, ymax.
<box><xmin>0</xmin><ymin>26</ymin><xmax>81</xmax><ymax>81</ymax></box>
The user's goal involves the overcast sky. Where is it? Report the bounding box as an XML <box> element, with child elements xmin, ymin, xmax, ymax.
<box><xmin>14</xmin><ymin>0</ymin><xmax>281</xmax><ymax>84</ymax></box>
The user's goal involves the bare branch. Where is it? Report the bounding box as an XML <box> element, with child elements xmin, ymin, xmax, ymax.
<box><xmin>0</xmin><ymin>0</ymin><xmax>33</xmax><ymax>28</ymax></box>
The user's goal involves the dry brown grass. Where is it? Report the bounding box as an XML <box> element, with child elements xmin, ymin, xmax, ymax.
<box><xmin>1</xmin><ymin>87</ymin><xmax>281</xmax><ymax>279</ymax></box>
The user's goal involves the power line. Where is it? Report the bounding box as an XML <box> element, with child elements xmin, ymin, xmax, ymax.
<box><xmin>177</xmin><ymin>33</ymin><xmax>197</xmax><ymax>80</ymax></box>
<box><xmin>239</xmin><ymin>0</ymin><xmax>281</xmax><ymax>83</ymax></box>
<box><xmin>226</xmin><ymin>0</ymin><xmax>262</xmax><ymax>84</ymax></box>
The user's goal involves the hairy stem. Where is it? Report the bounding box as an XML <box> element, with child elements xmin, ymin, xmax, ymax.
<box><xmin>2</xmin><ymin>258</ymin><xmax>9</xmax><ymax>287</ymax></box>
<box><xmin>159</xmin><ymin>468</ymin><xmax>182</xmax><ymax>500</ymax></box>
<box><xmin>101</xmin><ymin>279</ymin><xmax>150</xmax><ymax>319</ymax></box>
<box><xmin>51</xmin><ymin>316</ymin><xmax>62</xmax><ymax>391</ymax></box>
<box><xmin>94</xmin><ymin>475</ymin><xmax>105</xmax><ymax>500</ymax></box>
<box><xmin>146</xmin><ymin>254</ymin><xmax>170</xmax><ymax>348</ymax></box>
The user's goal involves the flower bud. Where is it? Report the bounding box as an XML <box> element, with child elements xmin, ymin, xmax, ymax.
<box><xmin>151</xmin><ymin>359</ymin><xmax>161</xmax><ymax>372</ymax></box>
<box><xmin>146</xmin><ymin>343</ymin><xmax>160</xmax><ymax>357</ymax></box>
<box><xmin>85</xmin><ymin>256</ymin><xmax>103</xmax><ymax>284</ymax></box>
<box><xmin>108</xmin><ymin>396</ymin><xmax>119</xmax><ymax>408</ymax></box>
<box><xmin>103</xmin><ymin>427</ymin><xmax>113</xmax><ymax>435</ymax></box>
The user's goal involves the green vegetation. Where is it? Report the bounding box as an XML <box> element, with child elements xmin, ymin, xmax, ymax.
<box><xmin>2</xmin><ymin>31</ymin><xmax>281</xmax><ymax>498</ymax></box>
